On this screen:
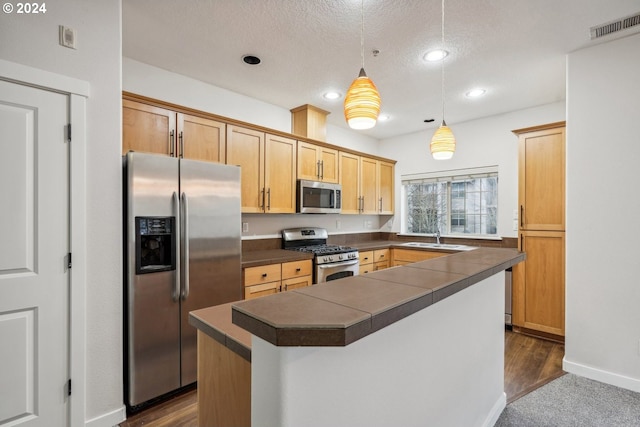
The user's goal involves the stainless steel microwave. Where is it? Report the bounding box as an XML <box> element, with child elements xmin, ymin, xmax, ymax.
<box><xmin>297</xmin><ymin>180</ymin><xmax>342</xmax><ymax>214</ymax></box>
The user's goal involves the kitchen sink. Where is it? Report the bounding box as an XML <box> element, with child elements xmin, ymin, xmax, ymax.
<box><xmin>399</xmin><ymin>242</ymin><xmax>476</xmax><ymax>251</ymax></box>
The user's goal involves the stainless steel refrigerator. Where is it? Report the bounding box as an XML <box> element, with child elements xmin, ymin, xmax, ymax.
<box><xmin>123</xmin><ymin>151</ymin><xmax>242</xmax><ymax>410</ymax></box>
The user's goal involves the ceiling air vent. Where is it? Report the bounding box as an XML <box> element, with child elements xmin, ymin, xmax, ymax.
<box><xmin>590</xmin><ymin>12</ymin><xmax>640</xmax><ymax>39</ymax></box>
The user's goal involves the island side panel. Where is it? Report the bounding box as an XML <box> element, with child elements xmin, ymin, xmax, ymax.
<box><xmin>197</xmin><ymin>330</ymin><xmax>251</xmax><ymax>427</ymax></box>
<box><xmin>251</xmin><ymin>272</ymin><xmax>506</xmax><ymax>427</ymax></box>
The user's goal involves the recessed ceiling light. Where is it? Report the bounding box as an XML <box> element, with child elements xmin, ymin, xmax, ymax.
<box><xmin>242</xmin><ymin>55</ymin><xmax>261</xmax><ymax>65</ymax></box>
<box><xmin>424</xmin><ymin>49</ymin><xmax>449</xmax><ymax>62</ymax></box>
<box><xmin>323</xmin><ymin>91</ymin><xmax>341</xmax><ymax>100</ymax></box>
<box><xmin>465</xmin><ymin>88</ymin><xmax>486</xmax><ymax>98</ymax></box>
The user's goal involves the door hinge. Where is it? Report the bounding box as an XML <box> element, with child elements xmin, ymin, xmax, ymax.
<box><xmin>67</xmin><ymin>252</ymin><xmax>72</xmax><ymax>269</ymax></box>
<box><xmin>66</xmin><ymin>123</ymin><xmax>71</xmax><ymax>142</ymax></box>
<box><xmin>67</xmin><ymin>379</ymin><xmax>71</xmax><ymax>396</ymax></box>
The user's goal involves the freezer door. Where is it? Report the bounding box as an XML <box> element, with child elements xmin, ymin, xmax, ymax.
<box><xmin>125</xmin><ymin>152</ymin><xmax>181</xmax><ymax>407</ymax></box>
<box><xmin>179</xmin><ymin>159</ymin><xmax>242</xmax><ymax>385</ymax></box>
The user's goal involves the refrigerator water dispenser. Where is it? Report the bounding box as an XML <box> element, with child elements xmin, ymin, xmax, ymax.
<box><xmin>135</xmin><ymin>216</ymin><xmax>176</xmax><ymax>274</ymax></box>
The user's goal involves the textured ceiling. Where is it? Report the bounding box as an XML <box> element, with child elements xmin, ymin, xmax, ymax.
<box><xmin>123</xmin><ymin>0</ymin><xmax>640</xmax><ymax>140</ymax></box>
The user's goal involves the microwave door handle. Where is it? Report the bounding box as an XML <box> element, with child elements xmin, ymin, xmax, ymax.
<box><xmin>317</xmin><ymin>260</ymin><xmax>359</xmax><ymax>269</ymax></box>
<box><xmin>181</xmin><ymin>192</ymin><xmax>190</xmax><ymax>300</ymax></box>
<box><xmin>172</xmin><ymin>192</ymin><xmax>180</xmax><ymax>302</ymax></box>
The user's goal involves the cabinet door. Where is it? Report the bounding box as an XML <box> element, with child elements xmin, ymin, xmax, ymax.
<box><xmin>360</xmin><ymin>156</ymin><xmax>378</xmax><ymax>214</ymax></box>
<box><xmin>319</xmin><ymin>146</ymin><xmax>339</xmax><ymax>183</ymax></box>
<box><xmin>513</xmin><ymin>230</ymin><xmax>565</xmax><ymax>336</ymax></box>
<box><xmin>178</xmin><ymin>113</ymin><xmax>226</xmax><ymax>163</ymax></box>
<box><xmin>244</xmin><ymin>282</ymin><xmax>281</xmax><ymax>300</ymax></box>
<box><xmin>297</xmin><ymin>141</ymin><xmax>321</xmax><ymax>181</ymax></box>
<box><xmin>378</xmin><ymin>161</ymin><xmax>394</xmax><ymax>214</ymax></box>
<box><xmin>339</xmin><ymin>152</ymin><xmax>361</xmax><ymax>214</ymax></box>
<box><xmin>391</xmin><ymin>249</ymin><xmax>445</xmax><ymax>266</ymax></box>
<box><xmin>282</xmin><ymin>276</ymin><xmax>312</xmax><ymax>291</ymax></box>
<box><xmin>122</xmin><ymin>99</ymin><xmax>176</xmax><ymax>156</ymax></box>
<box><xmin>264</xmin><ymin>134</ymin><xmax>297</xmax><ymax>213</ymax></box>
<box><xmin>227</xmin><ymin>125</ymin><xmax>265</xmax><ymax>213</ymax></box>
<box><xmin>518</xmin><ymin>126</ymin><xmax>565</xmax><ymax>231</ymax></box>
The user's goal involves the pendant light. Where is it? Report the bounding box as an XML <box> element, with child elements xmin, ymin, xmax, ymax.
<box><xmin>344</xmin><ymin>0</ymin><xmax>381</xmax><ymax>130</ymax></box>
<box><xmin>430</xmin><ymin>0</ymin><xmax>456</xmax><ymax>160</ymax></box>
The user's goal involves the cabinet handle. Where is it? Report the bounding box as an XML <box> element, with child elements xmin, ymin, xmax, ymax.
<box><xmin>296</xmin><ymin>267</ymin><xmax>301</xmax><ymax>272</ymax></box>
<box><xmin>179</xmin><ymin>131</ymin><xmax>184</xmax><ymax>158</ymax></box>
<box><xmin>380</xmin><ymin>254</ymin><xmax>385</xmax><ymax>258</ymax></box>
<box><xmin>520</xmin><ymin>205</ymin><xmax>524</xmax><ymax>227</ymax></box>
<box><xmin>260</xmin><ymin>188</ymin><xmax>265</xmax><ymax>209</ymax></box>
<box><xmin>267</xmin><ymin>188</ymin><xmax>271</xmax><ymax>210</ymax></box>
<box><xmin>379</xmin><ymin>197</ymin><xmax>383</xmax><ymax>212</ymax></box>
<box><xmin>320</xmin><ymin>160</ymin><xmax>324</xmax><ymax>180</ymax></box>
<box><xmin>317</xmin><ymin>160</ymin><xmax>321</xmax><ymax>179</ymax></box>
<box><xmin>520</xmin><ymin>233</ymin><xmax>523</xmax><ymax>251</ymax></box>
<box><xmin>169</xmin><ymin>130</ymin><xmax>175</xmax><ymax>157</ymax></box>
<box><xmin>262</xmin><ymin>273</ymin><xmax>268</xmax><ymax>278</ymax></box>
<box><xmin>364</xmin><ymin>257</ymin><xmax>369</xmax><ymax>261</ymax></box>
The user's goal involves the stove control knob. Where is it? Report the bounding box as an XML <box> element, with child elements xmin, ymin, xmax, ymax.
<box><xmin>323</xmin><ymin>256</ymin><xmax>328</xmax><ymax>263</ymax></box>
<box><xmin>339</xmin><ymin>255</ymin><xmax>344</xmax><ymax>260</ymax></box>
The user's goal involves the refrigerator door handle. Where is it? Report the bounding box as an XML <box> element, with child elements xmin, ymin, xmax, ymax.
<box><xmin>171</xmin><ymin>191</ymin><xmax>180</xmax><ymax>302</ymax></box>
<box><xmin>181</xmin><ymin>192</ymin><xmax>190</xmax><ymax>300</ymax></box>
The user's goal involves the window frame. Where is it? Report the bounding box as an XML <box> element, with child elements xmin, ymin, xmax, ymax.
<box><xmin>401</xmin><ymin>166</ymin><xmax>499</xmax><ymax>237</ymax></box>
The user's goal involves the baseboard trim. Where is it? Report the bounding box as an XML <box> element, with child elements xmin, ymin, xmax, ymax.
<box><xmin>483</xmin><ymin>392</ymin><xmax>507</xmax><ymax>427</ymax></box>
<box><xmin>563</xmin><ymin>358</ymin><xmax>640</xmax><ymax>393</ymax></box>
<box><xmin>85</xmin><ymin>405</ymin><xmax>126</xmax><ymax>427</ymax></box>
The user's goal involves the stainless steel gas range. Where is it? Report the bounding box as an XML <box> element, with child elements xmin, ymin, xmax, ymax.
<box><xmin>282</xmin><ymin>227</ymin><xmax>359</xmax><ymax>283</ymax></box>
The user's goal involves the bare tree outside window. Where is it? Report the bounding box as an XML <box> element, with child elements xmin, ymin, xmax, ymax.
<box><xmin>403</xmin><ymin>173</ymin><xmax>498</xmax><ymax>236</ymax></box>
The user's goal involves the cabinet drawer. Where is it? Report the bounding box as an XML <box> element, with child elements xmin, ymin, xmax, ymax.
<box><xmin>244</xmin><ymin>282</ymin><xmax>280</xmax><ymax>300</ymax></box>
<box><xmin>373</xmin><ymin>249</ymin><xmax>389</xmax><ymax>263</ymax></box>
<box><xmin>359</xmin><ymin>251</ymin><xmax>373</xmax><ymax>265</ymax></box>
<box><xmin>282</xmin><ymin>275</ymin><xmax>312</xmax><ymax>291</ymax></box>
<box><xmin>374</xmin><ymin>260</ymin><xmax>389</xmax><ymax>271</ymax></box>
<box><xmin>282</xmin><ymin>260</ymin><xmax>312</xmax><ymax>279</ymax></box>
<box><xmin>359</xmin><ymin>263</ymin><xmax>373</xmax><ymax>274</ymax></box>
<box><xmin>393</xmin><ymin>249</ymin><xmax>446</xmax><ymax>263</ymax></box>
<box><xmin>244</xmin><ymin>263</ymin><xmax>282</xmax><ymax>286</ymax></box>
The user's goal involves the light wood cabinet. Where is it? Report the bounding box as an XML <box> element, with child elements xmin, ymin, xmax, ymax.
<box><xmin>227</xmin><ymin>125</ymin><xmax>297</xmax><ymax>213</ymax></box>
<box><xmin>297</xmin><ymin>141</ymin><xmax>339</xmax><ymax>183</ymax></box>
<box><xmin>339</xmin><ymin>152</ymin><xmax>395</xmax><ymax>215</ymax></box>
<box><xmin>359</xmin><ymin>249</ymin><xmax>390</xmax><ymax>273</ymax></box>
<box><xmin>122</xmin><ymin>99</ymin><xmax>226</xmax><ymax>162</ymax></box>
<box><xmin>517</xmin><ymin>124</ymin><xmax>565</xmax><ymax>231</ymax></box>
<box><xmin>378</xmin><ymin>161</ymin><xmax>395</xmax><ymax>214</ymax></box>
<box><xmin>513</xmin><ymin>122</ymin><xmax>566</xmax><ymax>338</ymax></box>
<box><xmin>391</xmin><ymin>248</ymin><xmax>447</xmax><ymax>266</ymax></box>
<box><xmin>243</xmin><ymin>260</ymin><xmax>312</xmax><ymax>299</ymax></box>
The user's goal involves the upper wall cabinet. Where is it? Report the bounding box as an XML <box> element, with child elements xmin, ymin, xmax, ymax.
<box><xmin>339</xmin><ymin>153</ymin><xmax>393</xmax><ymax>214</ymax></box>
<box><xmin>297</xmin><ymin>141</ymin><xmax>339</xmax><ymax>183</ymax></box>
<box><xmin>123</xmin><ymin>98</ymin><xmax>226</xmax><ymax>163</ymax></box>
<box><xmin>516</xmin><ymin>124</ymin><xmax>565</xmax><ymax>231</ymax></box>
<box><xmin>227</xmin><ymin>125</ymin><xmax>297</xmax><ymax>213</ymax></box>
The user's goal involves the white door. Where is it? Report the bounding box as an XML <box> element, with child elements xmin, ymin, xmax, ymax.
<box><xmin>0</xmin><ymin>80</ymin><xmax>70</xmax><ymax>426</ymax></box>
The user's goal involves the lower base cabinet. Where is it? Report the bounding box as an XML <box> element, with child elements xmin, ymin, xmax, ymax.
<box><xmin>392</xmin><ymin>249</ymin><xmax>447</xmax><ymax>266</ymax></box>
<box><xmin>243</xmin><ymin>260</ymin><xmax>312</xmax><ymax>299</ymax></box>
<box><xmin>359</xmin><ymin>249</ymin><xmax>390</xmax><ymax>274</ymax></box>
<box><xmin>513</xmin><ymin>230</ymin><xmax>565</xmax><ymax>337</ymax></box>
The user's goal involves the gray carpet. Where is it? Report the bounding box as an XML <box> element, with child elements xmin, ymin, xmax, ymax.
<box><xmin>495</xmin><ymin>374</ymin><xmax>640</xmax><ymax>427</ymax></box>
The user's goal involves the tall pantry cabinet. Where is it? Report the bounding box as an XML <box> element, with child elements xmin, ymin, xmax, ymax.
<box><xmin>512</xmin><ymin>122</ymin><xmax>566</xmax><ymax>339</ymax></box>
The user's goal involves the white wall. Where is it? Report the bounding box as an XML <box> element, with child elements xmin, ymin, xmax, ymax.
<box><xmin>379</xmin><ymin>103</ymin><xmax>566</xmax><ymax>237</ymax></box>
<box><xmin>564</xmin><ymin>32</ymin><xmax>640</xmax><ymax>391</ymax></box>
<box><xmin>0</xmin><ymin>1</ymin><xmax>124</xmax><ymax>425</ymax></box>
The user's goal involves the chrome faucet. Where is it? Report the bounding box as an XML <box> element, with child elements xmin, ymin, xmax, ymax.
<box><xmin>435</xmin><ymin>228</ymin><xmax>441</xmax><ymax>245</ymax></box>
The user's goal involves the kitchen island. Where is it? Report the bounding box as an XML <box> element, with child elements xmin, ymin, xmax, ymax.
<box><xmin>190</xmin><ymin>247</ymin><xmax>524</xmax><ymax>427</ymax></box>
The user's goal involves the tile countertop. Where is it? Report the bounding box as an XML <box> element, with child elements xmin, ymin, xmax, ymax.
<box><xmin>231</xmin><ymin>247</ymin><xmax>525</xmax><ymax>348</ymax></box>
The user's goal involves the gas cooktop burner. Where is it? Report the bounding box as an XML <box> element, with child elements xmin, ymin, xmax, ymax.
<box><xmin>288</xmin><ymin>244</ymin><xmax>357</xmax><ymax>256</ymax></box>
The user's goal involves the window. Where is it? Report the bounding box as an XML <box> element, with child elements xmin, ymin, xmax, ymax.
<box><xmin>402</xmin><ymin>167</ymin><xmax>498</xmax><ymax>236</ymax></box>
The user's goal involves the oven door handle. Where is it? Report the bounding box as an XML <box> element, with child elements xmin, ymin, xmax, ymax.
<box><xmin>317</xmin><ymin>260</ymin><xmax>359</xmax><ymax>269</ymax></box>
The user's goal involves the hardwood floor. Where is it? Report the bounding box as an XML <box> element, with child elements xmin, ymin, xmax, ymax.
<box><xmin>120</xmin><ymin>329</ymin><xmax>564</xmax><ymax>427</ymax></box>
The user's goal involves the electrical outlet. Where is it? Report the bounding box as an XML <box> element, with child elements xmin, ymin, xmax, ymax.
<box><xmin>242</xmin><ymin>222</ymin><xmax>249</xmax><ymax>232</ymax></box>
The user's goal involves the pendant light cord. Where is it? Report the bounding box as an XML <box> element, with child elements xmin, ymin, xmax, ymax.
<box><xmin>441</xmin><ymin>0</ymin><xmax>445</xmax><ymax>121</ymax></box>
<box><xmin>360</xmin><ymin>0</ymin><xmax>365</xmax><ymax>70</ymax></box>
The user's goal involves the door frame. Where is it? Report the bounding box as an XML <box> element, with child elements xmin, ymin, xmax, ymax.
<box><xmin>0</xmin><ymin>59</ymin><xmax>89</xmax><ymax>427</ymax></box>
